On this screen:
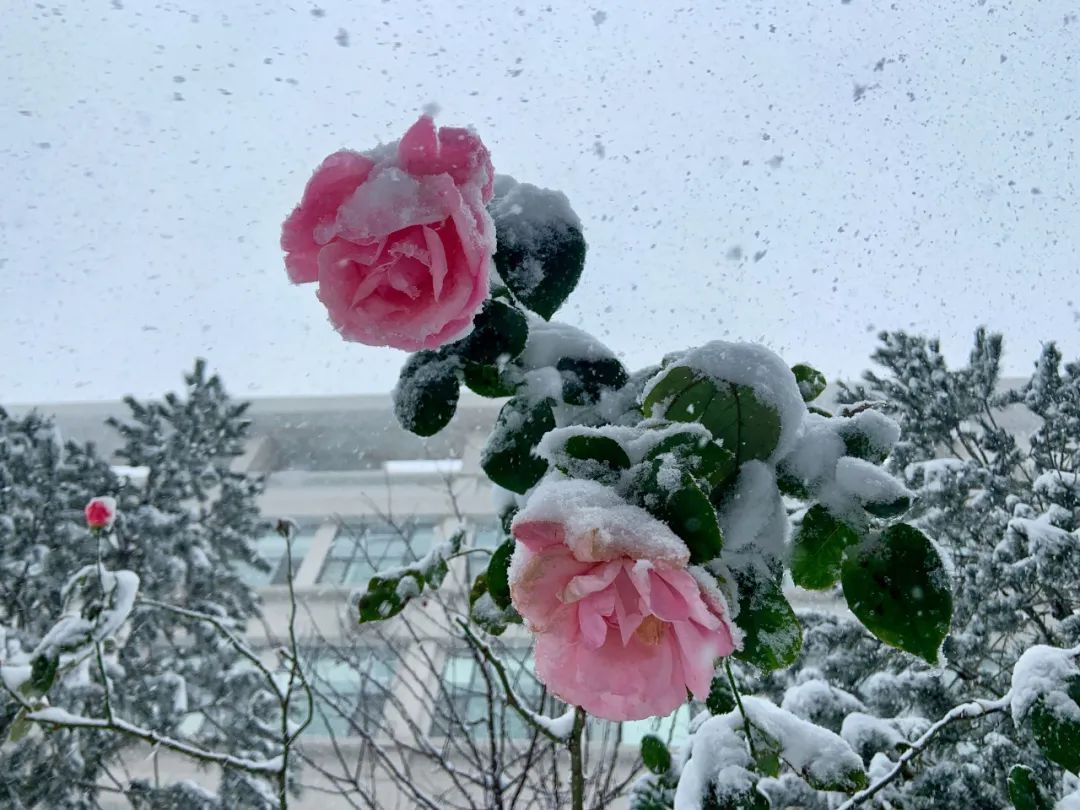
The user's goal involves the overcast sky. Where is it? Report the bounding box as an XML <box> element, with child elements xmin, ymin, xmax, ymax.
<box><xmin>3</xmin><ymin>0</ymin><xmax>1078</xmax><ymax>404</ymax></box>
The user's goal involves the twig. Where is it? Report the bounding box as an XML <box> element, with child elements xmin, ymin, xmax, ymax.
<box><xmin>836</xmin><ymin>696</ymin><xmax>1010</xmax><ymax>809</ymax></box>
<box><xmin>456</xmin><ymin>620</ymin><xmax>569</xmax><ymax>744</ymax></box>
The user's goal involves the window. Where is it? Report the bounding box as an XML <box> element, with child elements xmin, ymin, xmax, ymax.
<box><xmin>431</xmin><ymin>647</ymin><xmax>563</xmax><ymax>739</ymax></box>
<box><xmin>466</xmin><ymin>519</ymin><xmax>503</xmax><ymax>580</ymax></box>
<box><xmin>317</xmin><ymin>519</ymin><xmax>436</xmax><ymax>586</ymax></box>
<box><xmin>618</xmin><ymin>703</ymin><xmax>694</xmax><ymax>747</ymax></box>
<box><xmin>234</xmin><ymin>525</ymin><xmax>317</xmax><ymax>586</ymax></box>
<box><xmin>302</xmin><ymin>648</ymin><xmax>395</xmax><ymax>739</ymax></box>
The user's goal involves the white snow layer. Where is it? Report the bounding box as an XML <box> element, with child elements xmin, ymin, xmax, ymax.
<box><xmin>674</xmin><ymin>697</ymin><xmax>863</xmax><ymax>809</ymax></box>
<box><xmin>510</xmin><ymin>478</ymin><xmax>689</xmax><ymax>564</ymax></box>
<box><xmin>643</xmin><ymin>341</ymin><xmax>806</xmax><ymax>462</ymax></box>
<box><xmin>1010</xmin><ymin>644</ymin><xmax>1080</xmax><ymax>725</ymax></box>
<box><xmin>716</xmin><ymin>461</ymin><xmax>788</xmax><ymax>564</ymax></box>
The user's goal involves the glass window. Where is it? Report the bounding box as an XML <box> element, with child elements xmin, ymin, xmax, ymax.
<box><xmin>466</xmin><ymin>519</ymin><xmax>503</xmax><ymax>580</ymax></box>
<box><xmin>431</xmin><ymin>647</ymin><xmax>563</xmax><ymax>739</ymax></box>
<box><xmin>618</xmin><ymin>703</ymin><xmax>694</xmax><ymax>748</ymax></box>
<box><xmin>302</xmin><ymin>648</ymin><xmax>395</xmax><ymax>739</ymax></box>
<box><xmin>317</xmin><ymin>519</ymin><xmax>435</xmax><ymax>586</ymax></box>
<box><xmin>234</xmin><ymin>525</ymin><xmax>318</xmax><ymax>586</ymax></box>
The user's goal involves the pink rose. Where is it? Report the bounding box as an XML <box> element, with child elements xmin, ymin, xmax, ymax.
<box><xmin>510</xmin><ymin>481</ymin><xmax>738</xmax><ymax>721</ymax></box>
<box><xmin>84</xmin><ymin>496</ymin><xmax>117</xmax><ymax>530</ymax></box>
<box><xmin>281</xmin><ymin>116</ymin><xmax>496</xmax><ymax>351</ymax></box>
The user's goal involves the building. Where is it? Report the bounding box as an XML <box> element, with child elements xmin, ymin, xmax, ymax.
<box><xmin>16</xmin><ymin>384</ymin><xmax>1037</xmax><ymax>808</ymax></box>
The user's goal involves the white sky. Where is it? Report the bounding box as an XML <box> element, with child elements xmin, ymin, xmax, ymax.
<box><xmin>2</xmin><ymin>0</ymin><xmax>1078</xmax><ymax>404</ymax></box>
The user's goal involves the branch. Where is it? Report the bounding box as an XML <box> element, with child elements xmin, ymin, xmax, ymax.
<box><xmin>17</xmin><ymin>703</ymin><xmax>283</xmax><ymax>776</ymax></box>
<box><xmin>135</xmin><ymin>598</ymin><xmax>279</xmax><ymax>694</ymax></box>
<box><xmin>456</xmin><ymin>619</ymin><xmax>574</xmax><ymax>743</ymax></box>
<box><xmin>836</xmin><ymin>695</ymin><xmax>1010</xmax><ymax>809</ymax></box>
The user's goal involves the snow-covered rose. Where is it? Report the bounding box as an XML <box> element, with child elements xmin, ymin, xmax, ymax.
<box><xmin>281</xmin><ymin>115</ymin><xmax>495</xmax><ymax>351</ymax></box>
<box><xmin>84</xmin><ymin>496</ymin><xmax>117</xmax><ymax>530</ymax></box>
<box><xmin>510</xmin><ymin>481</ymin><xmax>739</xmax><ymax>721</ymax></box>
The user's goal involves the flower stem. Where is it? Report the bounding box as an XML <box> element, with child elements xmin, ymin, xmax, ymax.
<box><xmin>724</xmin><ymin>659</ymin><xmax>758</xmax><ymax>762</ymax></box>
<box><xmin>569</xmin><ymin>706</ymin><xmax>586</xmax><ymax>810</ymax></box>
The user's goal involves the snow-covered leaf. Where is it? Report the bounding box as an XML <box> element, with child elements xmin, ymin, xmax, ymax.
<box><xmin>481</xmin><ymin>396</ymin><xmax>556</xmax><ymax>494</ymax></box>
<box><xmin>490</xmin><ymin>180</ymin><xmax>586</xmax><ymax>320</ymax></box>
<box><xmin>633</xmin><ymin>459</ymin><xmax>724</xmax><ymax>564</ymax></box>
<box><xmin>792</xmin><ymin>363</ymin><xmax>827</xmax><ymax>402</ymax></box>
<box><xmin>453</xmin><ymin>298</ymin><xmax>528</xmax><ymax>366</ymax></box>
<box><xmin>732</xmin><ymin>568</ymin><xmax>802</xmax><ymax>672</ymax></box>
<box><xmin>1008</xmin><ymin>764</ymin><xmax>1052</xmax><ymax>810</ymax></box>
<box><xmin>791</xmin><ymin>505</ymin><xmax>859</xmax><ymax>590</ymax></box>
<box><xmin>557</xmin><ymin>356</ymin><xmax>628</xmax><ymax>405</ymax></box>
<box><xmin>841</xmin><ymin>523</ymin><xmax>952</xmax><ymax>664</ymax></box>
<box><xmin>643</xmin><ymin>368</ymin><xmax>782</xmax><ymax>465</ymax></box>
<box><xmin>392</xmin><ymin>350</ymin><xmax>461</xmax><ymax>437</ymax></box>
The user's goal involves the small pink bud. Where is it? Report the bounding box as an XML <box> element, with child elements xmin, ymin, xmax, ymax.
<box><xmin>84</xmin><ymin>496</ymin><xmax>117</xmax><ymax>530</ymax></box>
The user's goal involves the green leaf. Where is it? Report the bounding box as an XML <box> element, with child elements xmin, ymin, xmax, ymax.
<box><xmin>491</xmin><ymin>184</ymin><xmax>586</xmax><ymax>319</ymax></box>
<box><xmin>462</xmin><ymin>362</ymin><xmax>518</xmax><ymax>398</ymax></box>
<box><xmin>454</xmin><ymin>299</ymin><xmax>528</xmax><ymax>365</ymax></box>
<box><xmin>634</xmin><ymin>460</ymin><xmax>724</xmax><ymax>564</ymax></box>
<box><xmin>557</xmin><ymin>357</ymin><xmax>629</xmax><ymax>405</ymax></box>
<box><xmin>23</xmin><ymin>655</ymin><xmax>59</xmax><ymax>698</ymax></box>
<box><xmin>703</xmin><ymin>783</ymin><xmax>770</xmax><ymax>810</ymax></box>
<box><xmin>775</xmin><ymin>468</ymin><xmax>811</xmax><ymax>499</ymax></box>
<box><xmin>1029</xmin><ymin>683</ymin><xmax>1080</xmax><ymax>774</ymax></box>
<box><xmin>840</xmin><ymin>523</ymin><xmax>953</xmax><ymax>664</ymax></box>
<box><xmin>469</xmin><ymin>572</ymin><xmax>520</xmax><ymax>636</ymax></box>
<box><xmin>863</xmin><ymin>495</ymin><xmax>913</xmax><ymax>519</ymax></box>
<box><xmin>754</xmin><ymin>746</ymin><xmax>781</xmax><ymax>779</ymax></box>
<box><xmin>481</xmin><ymin>397</ymin><xmax>556</xmax><ymax>494</ymax></box>
<box><xmin>1007</xmin><ymin>765</ymin><xmax>1052</xmax><ymax>810</ymax></box>
<box><xmin>640</xmin><ymin>734</ymin><xmax>672</xmax><ymax>775</ymax></box>
<box><xmin>486</xmin><ymin>539</ymin><xmax>515</xmax><ymax>610</ymax></box>
<box><xmin>706</xmin><ymin>673</ymin><xmax>737</xmax><ymax>715</ymax></box>
<box><xmin>791</xmin><ymin>505</ymin><xmax>860</xmax><ymax>590</ymax></box>
<box><xmin>393</xmin><ymin>351</ymin><xmax>460</xmax><ymax>437</ymax></box>
<box><xmin>356</xmin><ymin>572</ymin><xmax>423</xmax><ymax>624</ymax></box>
<box><xmin>6</xmin><ymin>710</ymin><xmax>32</xmax><ymax>743</ymax></box>
<box><xmin>645</xmin><ymin>431</ymin><xmax>738</xmax><ymax>493</ymax></box>
<box><xmin>732</xmin><ymin>568</ymin><xmax>802</xmax><ymax>672</ymax></box>
<box><xmin>643</xmin><ymin>369</ymin><xmax>782</xmax><ymax>464</ymax></box>
<box><xmin>792</xmin><ymin>363</ymin><xmax>827</xmax><ymax>402</ymax></box>
<box><xmin>563</xmin><ymin>434</ymin><xmax>632</xmax><ymax>471</ymax></box>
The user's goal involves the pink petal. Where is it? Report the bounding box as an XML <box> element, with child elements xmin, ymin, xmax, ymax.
<box><xmin>422</xmin><ymin>224</ymin><xmax>448</xmax><ymax>301</ymax></box>
<box><xmin>512</xmin><ymin>519</ymin><xmax>567</xmax><ymax>553</ymax></box>
<box><xmin>282</xmin><ymin>150</ymin><xmax>374</xmax><ymax>284</ymax></box>
<box><xmin>509</xmin><ymin>545</ymin><xmax>591</xmax><ymax>632</ymax></box>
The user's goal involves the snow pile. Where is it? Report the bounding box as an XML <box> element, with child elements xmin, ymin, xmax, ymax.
<box><xmin>834</xmin><ymin>457</ymin><xmax>911</xmax><ymax>508</ymax></box>
<box><xmin>1009</xmin><ymin>644</ymin><xmax>1080</xmax><ymax>725</ymax></box>
<box><xmin>716</xmin><ymin>461</ymin><xmax>788</xmax><ymax>564</ymax></box>
<box><xmin>33</xmin><ymin>565</ymin><xmax>140</xmax><ymax>661</ymax></box>
<box><xmin>674</xmin><ymin>713</ymin><xmax>757</xmax><ymax>810</ymax></box>
<box><xmin>673</xmin><ymin>697</ymin><xmax>865</xmax><ymax>809</ymax></box>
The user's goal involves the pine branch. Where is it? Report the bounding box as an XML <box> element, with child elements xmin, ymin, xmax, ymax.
<box><xmin>835</xmin><ymin>696</ymin><xmax>1010</xmax><ymax>809</ymax></box>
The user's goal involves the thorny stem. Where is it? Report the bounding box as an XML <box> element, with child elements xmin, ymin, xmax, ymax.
<box><xmin>569</xmin><ymin>706</ymin><xmax>587</xmax><ymax>810</ymax></box>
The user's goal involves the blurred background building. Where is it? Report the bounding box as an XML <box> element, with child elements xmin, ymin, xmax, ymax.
<box><xmin>16</xmin><ymin>386</ymin><xmax>1035</xmax><ymax>807</ymax></box>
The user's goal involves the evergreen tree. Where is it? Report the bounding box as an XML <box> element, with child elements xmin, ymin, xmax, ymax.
<box><xmin>750</xmin><ymin>329</ymin><xmax>1080</xmax><ymax>808</ymax></box>
<box><xmin>0</xmin><ymin>360</ymin><xmax>279</xmax><ymax>808</ymax></box>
